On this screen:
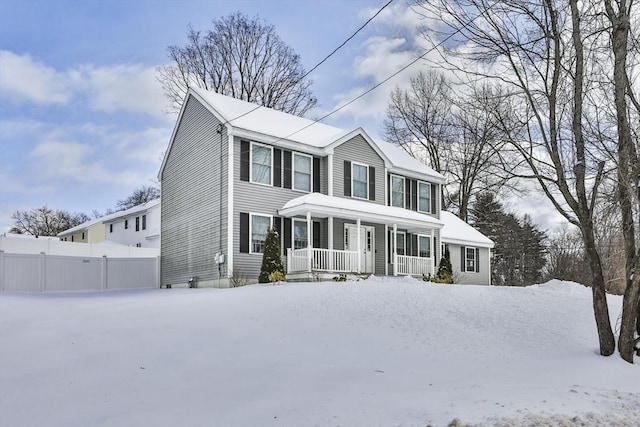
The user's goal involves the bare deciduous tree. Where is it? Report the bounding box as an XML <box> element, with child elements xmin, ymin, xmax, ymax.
<box><xmin>416</xmin><ymin>0</ymin><xmax>618</xmax><ymax>355</ymax></box>
<box><xmin>10</xmin><ymin>207</ymin><xmax>90</xmax><ymax>237</ymax></box>
<box><xmin>116</xmin><ymin>185</ymin><xmax>160</xmax><ymax>211</ymax></box>
<box><xmin>157</xmin><ymin>12</ymin><xmax>317</xmax><ymax>116</ymax></box>
<box><xmin>384</xmin><ymin>71</ymin><xmax>514</xmax><ymax>221</ymax></box>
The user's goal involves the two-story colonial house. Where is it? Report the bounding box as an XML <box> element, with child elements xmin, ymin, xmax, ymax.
<box><xmin>158</xmin><ymin>87</ymin><xmax>492</xmax><ymax>287</ymax></box>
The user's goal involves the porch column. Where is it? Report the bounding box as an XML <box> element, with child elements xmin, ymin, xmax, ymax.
<box><xmin>393</xmin><ymin>223</ymin><xmax>398</xmax><ymax>276</ymax></box>
<box><xmin>356</xmin><ymin>218</ymin><xmax>361</xmax><ymax>273</ymax></box>
<box><xmin>306</xmin><ymin>211</ymin><xmax>312</xmax><ymax>272</ymax></box>
<box><xmin>328</xmin><ymin>216</ymin><xmax>334</xmax><ymax>272</ymax></box>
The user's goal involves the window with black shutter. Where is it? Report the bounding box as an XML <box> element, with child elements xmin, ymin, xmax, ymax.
<box><xmin>313</xmin><ymin>157</ymin><xmax>320</xmax><ymax>192</ymax></box>
<box><xmin>283</xmin><ymin>150</ymin><xmax>292</xmax><ymax>189</ymax></box>
<box><xmin>240</xmin><ymin>213</ymin><xmax>249</xmax><ymax>253</ymax></box>
<box><xmin>368</xmin><ymin>166</ymin><xmax>375</xmax><ymax>201</ymax></box>
<box><xmin>344</xmin><ymin>160</ymin><xmax>351</xmax><ymax>196</ymax></box>
<box><xmin>273</xmin><ymin>149</ymin><xmax>282</xmax><ymax>187</ymax></box>
<box><xmin>313</xmin><ymin>221</ymin><xmax>321</xmax><ymax>248</ymax></box>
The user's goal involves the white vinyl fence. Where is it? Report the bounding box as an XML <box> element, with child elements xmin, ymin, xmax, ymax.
<box><xmin>0</xmin><ymin>237</ymin><xmax>160</xmax><ymax>292</ymax></box>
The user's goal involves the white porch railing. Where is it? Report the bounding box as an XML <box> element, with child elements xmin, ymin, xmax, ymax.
<box><xmin>287</xmin><ymin>248</ymin><xmax>359</xmax><ymax>273</ymax></box>
<box><xmin>395</xmin><ymin>254</ymin><xmax>434</xmax><ymax>277</ymax></box>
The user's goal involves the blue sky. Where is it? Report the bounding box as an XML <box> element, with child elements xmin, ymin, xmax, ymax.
<box><xmin>0</xmin><ymin>0</ymin><xmax>564</xmax><ymax>233</ymax></box>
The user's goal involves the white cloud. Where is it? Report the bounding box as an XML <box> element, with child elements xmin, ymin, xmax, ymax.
<box><xmin>78</xmin><ymin>64</ymin><xmax>167</xmax><ymax>118</ymax></box>
<box><xmin>0</xmin><ymin>50</ymin><xmax>71</xmax><ymax>105</ymax></box>
<box><xmin>0</xmin><ymin>50</ymin><xmax>168</xmax><ymax>118</ymax></box>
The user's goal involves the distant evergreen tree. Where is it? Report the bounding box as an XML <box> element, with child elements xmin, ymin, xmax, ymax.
<box><xmin>258</xmin><ymin>228</ymin><xmax>285</xmax><ymax>283</ymax></box>
<box><xmin>470</xmin><ymin>193</ymin><xmax>547</xmax><ymax>286</ymax></box>
<box><xmin>436</xmin><ymin>246</ymin><xmax>453</xmax><ymax>283</ymax></box>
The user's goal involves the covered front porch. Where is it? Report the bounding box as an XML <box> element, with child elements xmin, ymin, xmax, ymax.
<box><xmin>279</xmin><ymin>193</ymin><xmax>443</xmax><ymax>277</ymax></box>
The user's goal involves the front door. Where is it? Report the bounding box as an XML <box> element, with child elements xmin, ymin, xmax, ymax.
<box><xmin>345</xmin><ymin>224</ymin><xmax>375</xmax><ymax>273</ymax></box>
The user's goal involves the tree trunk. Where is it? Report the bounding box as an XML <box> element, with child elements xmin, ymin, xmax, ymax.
<box><xmin>604</xmin><ymin>0</ymin><xmax>640</xmax><ymax>363</ymax></box>
<box><xmin>582</xmin><ymin>221</ymin><xmax>616</xmax><ymax>356</ymax></box>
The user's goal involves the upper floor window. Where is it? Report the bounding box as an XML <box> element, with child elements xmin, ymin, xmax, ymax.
<box><xmin>418</xmin><ymin>182</ymin><xmax>431</xmax><ymax>213</ymax></box>
<box><xmin>250</xmin><ymin>213</ymin><xmax>272</xmax><ymax>253</ymax></box>
<box><xmin>142</xmin><ymin>215</ymin><xmax>147</xmax><ymax>230</ymax></box>
<box><xmin>251</xmin><ymin>143</ymin><xmax>272</xmax><ymax>185</ymax></box>
<box><xmin>293</xmin><ymin>153</ymin><xmax>312</xmax><ymax>192</ymax></box>
<box><xmin>81</xmin><ymin>232</ymin><xmax>85</xmax><ymax>240</ymax></box>
<box><xmin>352</xmin><ymin>162</ymin><xmax>369</xmax><ymax>199</ymax></box>
<box><xmin>391</xmin><ymin>175</ymin><xmax>404</xmax><ymax>208</ymax></box>
<box><xmin>135</xmin><ymin>216</ymin><xmax>140</xmax><ymax>232</ymax></box>
<box><xmin>293</xmin><ymin>219</ymin><xmax>308</xmax><ymax>249</ymax></box>
<box><xmin>109</xmin><ymin>224</ymin><xmax>113</xmax><ymax>233</ymax></box>
<box><xmin>418</xmin><ymin>235</ymin><xmax>431</xmax><ymax>258</ymax></box>
<box><xmin>125</xmin><ymin>219</ymin><xmax>129</xmax><ymax>230</ymax></box>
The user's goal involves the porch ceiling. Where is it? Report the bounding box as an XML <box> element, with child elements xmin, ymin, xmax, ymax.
<box><xmin>278</xmin><ymin>193</ymin><xmax>443</xmax><ymax>231</ymax></box>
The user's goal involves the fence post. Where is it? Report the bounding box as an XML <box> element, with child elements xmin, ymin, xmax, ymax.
<box><xmin>101</xmin><ymin>256</ymin><xmax>107</xmax><ymax>291</ymax></box>
<box><xmin>0</xmin><ymin>250</ymin><xmax>4</xmax><ymax>292</ymax></box>
<box><xmin>40</xmin><ymin>251</ymin><xmax>46</xmax><ymax>292</ymax></box>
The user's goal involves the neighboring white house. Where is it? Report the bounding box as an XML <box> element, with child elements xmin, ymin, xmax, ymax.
<box><xmin>58</xmin><ymin>199</ymin><xmax>161</xmax><ymax>248</ymax></box>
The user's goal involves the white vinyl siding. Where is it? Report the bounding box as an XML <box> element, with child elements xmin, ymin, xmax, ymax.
<box><xmin>352</xmin><ymin>162</ymin><xmax>368</xmax><ymax>199</ymax></box>
<box><xmin>418</xmin><ymin>182</ymin><xmax>431</xmax><ymax>213</ymax></box>
<box><xmin>293</xmin><ymin>152</ymin><xmax>312</xmax><ymax>192</ymax></box>
<box><xmin>391</xmin><ymin>175</ymin><xmax>404</xmax><ymax>208</ymax></box>
<box><xmin>250</xmin><ymin>142</ymin><xmax>272</xmax><ymax>185</ymax></box>
<box><xmin>250</xmin><ymin>213</ymin><xmax>272</xmax><ymax>254</ymax></box>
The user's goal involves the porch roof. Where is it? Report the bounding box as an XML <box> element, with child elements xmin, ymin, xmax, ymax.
<box><xmin>279</xmin><ymin>193</ymin><xmax>443</xmax><ymax>232</ymax></box>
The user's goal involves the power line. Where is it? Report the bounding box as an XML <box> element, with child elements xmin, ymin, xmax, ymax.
<box><xmin>219</xmin><ymin>0</ymin><xmax>395</xmax><ymax>127</ymax></box>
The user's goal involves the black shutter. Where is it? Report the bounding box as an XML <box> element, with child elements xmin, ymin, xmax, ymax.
<box><xmin>405</xmin><ymin>178</ymin><xmax>411</xmax><ymax>208</ymax></box>
<box><xmin>344</xmin><ymin>160</ymin><xmax>351</xmax><ymax>196</ymax></box>
<box><xmin>411</xmin><ymin>234</ymin><xmax>418</xmax><ymax>257</ymax></box>
<box><xmin>273</xmin><ymin>148</ymin><xmax>282</xmax><ymax>187</ymax></box>
<box><xmin>387</xmin><ymin>174</ymin><xmax>391</xmax><ymax>206</ymax></box>
<box><xmin>240</xmin><ymin>213</ymin><xmax>249</xmax><ymax>253</ymax></box>
<box><xmin>283</xmin><ymin>150</ymin><xmax>292</xmax><ymax>189</ymax></box>
<box><xmin>475</xmin><ymin>248</ymin><xmax>480</xmax><ymax>272</ymax></box>
<box><xmin>411</xmin><ymin>180</ymin><xmax>418</xmax><ymax>211</ymax></box>
<box><xmin>313</xmin><ymin>221</ymin><xmax>321</xmax><ymax>248</ymax></box>
<box><xmin>431</xmin><ymin>183</ymin><xmax>436</xmax><ymax>214</ymax></box>
<box><xmin>461</xmin><ymin>246</ymin><xmax>466</xmax><ymax>272</ymax></box>
<box><xmin>240</xmin><ymin>141</ymin><xmax>250</xmax><ymax>182</ymax></box>
<box><xmin>283</xmin><ymin>218</ymin><xmax>292</xmax><ymax>250</ymax></box>
<box><xmin>274</xmin><ymin>216</ymin><xmax>281</xmax><ymax>238</ymax></box>
<box><xmin>368</xmin><ymin>166</ymin><xmax>375</xmax><ymax>201</ymax></box>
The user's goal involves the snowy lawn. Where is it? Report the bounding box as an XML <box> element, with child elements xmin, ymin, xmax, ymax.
<box><xmin>1</xmin><ymin>277</ymin><xmax>638</xmax><ymax>427</ymax></box>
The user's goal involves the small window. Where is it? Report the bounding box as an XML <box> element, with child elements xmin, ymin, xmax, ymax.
<box><xmin>396</xmin><ymin>231</ymin><xmax>406</xmax><ymax>256</ymax></box>
<box><xmin>125</xmin><ymin>219</ymin><xmax>129</xmax><ymax>230</ymax></box>
<box><xmin>418</xmin><ymin>182</ymin><xmax>431</xmax><ymax>213</ymax></box>
<box><xmin>293</xmin><ymin>153</ymin><xmax>312</xmax><ymax>192</ymax></box>
<box><xmin>142</xmin><ymin>215</ymin><xmax>146</xmax><ymax>230</ymax></box>
<box><xmin>81</xmin><ymin>232</ymin><xmax>85</xmax><ymax>240</ymax></box>
<box><xmin>136</xmin><ymin>243</ymin><xmax>142</xmax><ymax>248</ymax></box>
<box><xmin>352</xmin><ymin>163</ymin><xmax>368</xmax><ymax>199</ymax></box>
<box><xmin>109</xmin><ymin>224</ymin><xmax>113</xmax><ymax>233</ymax></box>
<box><xmin>418</xmin><ymin>235</ymin><xmax>431</xmax><ymax>258</ymax></box>
<box><xmin>251</xmin><ymin>143</ymin><xmax>272</xmax><ymax>185</ymax></box>
<box><xmin>250</xmin><ymin>214</ymin><xmax>271</xmax><ymax>253</ymax></box>
<box><xmin>71</xmin><ymin>235</ymin><xmax>74</xmax><ymax>242</ymax></box>
<box><xmin>135</xmin><ymin>216</ymin><xmax>140</xmax><ymax>232</ymax></box>
<box><xmin>293</xmin><ymin>219</ymin><xmax>308</xmax><ymax>249</ymax></box>
<box><xmin>466</xmin><ymin>247</ymin><xmax>476</xmax><ymax>272</ymax></box>
<box><xmin>391</xmin><ymin>175</ymin><xmax>404</xmax><ymax>208</ymax></box>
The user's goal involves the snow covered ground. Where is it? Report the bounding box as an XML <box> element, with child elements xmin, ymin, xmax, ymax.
<box><xmin>1</xmin><ymin>277</ymin><xmax>638</xmax><ymax>427</ymax></box>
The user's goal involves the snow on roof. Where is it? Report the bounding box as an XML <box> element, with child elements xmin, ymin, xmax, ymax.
<box><xmin>375</xmin><ymin>139</ymin><xmax>445</xmax><ymax>183</ymax></box>
<box><xmin>191</xmin><ymin>87</ymin><xmax>345</xmax><ymax>147</ymax></box>
<box><xmin>190</xmin><ymin>88</ymin><xmax>446</xmax><ymax>182</ymax></box>
<box><xmin>280</xmin><ymin>193</ymin><xmax>443</xmax><ymax>229</ymax></box>
<box><xmin>58</xmin><ymin>199</ymin><xmax>160</xmax><ymax>236</ymax></box>
<box><xmin>440</xmin><ymin>211</ymin><xmax>494</xmax><ymax>248</ymax></box>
